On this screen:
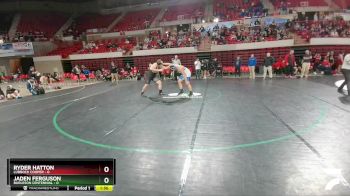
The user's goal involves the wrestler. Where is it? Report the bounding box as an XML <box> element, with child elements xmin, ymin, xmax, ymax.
<box><xmin>141</xmin><ymin>59</ymin><xmax>167</xmax><ymax>96</ymax></box>
<box><xmin>164</xmin><ymin>63</ymin><xmax>193</xmax><ymax>96</ymax></box>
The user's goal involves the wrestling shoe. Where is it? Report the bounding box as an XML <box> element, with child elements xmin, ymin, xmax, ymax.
<box><xmin>177</xmin><ymin>89</ymin><xmax>184</xmax><ymax>96</ymax></box>
<box><xmin>338</xmin><ymin>88</ymin><xmax>344</xmax><ymax>94</ymax></box>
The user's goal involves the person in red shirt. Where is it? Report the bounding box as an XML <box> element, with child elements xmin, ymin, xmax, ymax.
<box><xmin>320</xmin><ymin>59</ymin><xmax>332</xmax><ymax>75</ymax></box>
<box><xmin>273</xmin><ymin>56</ymin><xmax>286</xmax><ymax>74</ymax></box>
<box><xmin>130</xmin><ymin>66</ymin><xmax>138</xmax><ymax>79</ymax></box>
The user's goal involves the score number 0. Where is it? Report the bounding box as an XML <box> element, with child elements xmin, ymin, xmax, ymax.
<box><xmin>103</xmin><ymin>166</ymin><xmax>110</xmax><ymax>184</ymax></box>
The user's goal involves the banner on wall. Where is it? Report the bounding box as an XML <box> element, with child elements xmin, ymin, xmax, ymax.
<box><xmin>12</xmin><ymin>42</ymin><xmax>33</xmax><ymax>50</ymax></box>
<box><xmin>0</xmin><ymin>42</ymin><xmax>34</xmax><ymax>57</ymax></box>
<box><xmin>192</xmin><ymin>21</ymin><xmax>235</xmax><ymax>31</ymax></box>
<box><xmin>263</xmin><ymin>17</ymin><xmax>289</xmax><ymax>25</ymax></box>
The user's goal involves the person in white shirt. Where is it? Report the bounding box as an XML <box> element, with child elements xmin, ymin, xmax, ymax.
<box><xmin>194</xmin><ymin>58</ymin><xmax>202</xmax><ymax>79</ymax></box>
<box><xmin>338</xmin><ymin>53</ymin><xmax>350</xmax><ymax>99</ymax></box>
<box><xmin>172</xmin><ymin>55</ymin><xmax>181</xmax><ymax>65</ymax></box>
<box><xmin>171</xmin><ymin>55</ymin><xmax>182</xmax><ymax>79</ymax></box>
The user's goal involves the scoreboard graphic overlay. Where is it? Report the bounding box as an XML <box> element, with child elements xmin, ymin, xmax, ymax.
<box><xmin>7</xmin><ymin>158</ymin><xmax>116</xmax><ymax>192</ymax></box>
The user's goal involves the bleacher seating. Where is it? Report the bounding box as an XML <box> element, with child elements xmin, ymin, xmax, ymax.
<box><xmin>0</xmin><ymin>13</ymin><xmax>13</xmax><ymax>38</ymax></box>
<box><xmin>293</xmin><ymin>18</ymin><xmax>350</xmax><ymax>42</ymax></box>
<box><xmin>112</xmin><ymin>9</ymin><xmax>160</xmax><ymax>32</ymax></box>
<box><xmin>74</xmin><ymin>13</ymin><xmax>120</xmax><ymax>33</ymax></box>
<box><xmin>272</xmin><ymin>0</ymin><xmax>327</xmax><ymax>8</ymax></box>
<box><xmin>16</xmin><ymin>12</ymin><xmax>69</xmax><ymax>39</ymax></box>
<box><xmin>214</xmin><ymin>0</ymin><xmax>264</xmax><ymax>21</ymax></box>
<box><xmin>45</xmin><ymin>37</ymin><xmax>137</xmax><ymax>58</ymax></box>
<box><xmin>162</xmin><ymin>4</ymin><xmax>204</xmax><ymax>21</ymax></box>
<box><xmin>79</xmin><ymin>38</ymin><xmax>136</xmax><ymax>54</ymax></box>
<box><xmin>71</xmin><ymin>58</ymin><xmax>123</xmax><ymax>71</ymax></box>
<box><xmin>47</xmin><ymin>42</ymin><xmax>83</xmax><ymax>58</ymax></box>
<box><xmin>334</xmin><ymin>0</ymin><xmax>350</xmax><ymax>9</ymax></box>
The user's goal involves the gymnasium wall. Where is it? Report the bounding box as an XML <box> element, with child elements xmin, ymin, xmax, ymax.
<box><xmin>33</xmin><ymin>56</ymin><xmax>63</xmax><ymax>74</ymax></box>
<box><xmin>34</xmin><ymin>61</ymin><xmax>64</xmax><ymax>74</ymax></box>
<box><xmin>310</xmin><ymin>38</ymin><xmax>350</xmax><ymax>45</ymax></box>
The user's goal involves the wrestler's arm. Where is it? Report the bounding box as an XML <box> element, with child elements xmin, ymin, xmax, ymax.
<box><xmin>149</xmin><ymin>63</ymin><xmax>163</xmax><ymax>72</ymax></box>
<box><xmin>162</xmin><ymin>63</ymin><xmax>172</xmax><ymax>67</ymax></box>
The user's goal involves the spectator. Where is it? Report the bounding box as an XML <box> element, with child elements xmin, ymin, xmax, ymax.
<box><xmin>172</xmin><ymin>55</ymin><xmax>181</xmax><ymax>79</ymax></box>
<box><xmin>337</xmin><ymin>52</ymin><xmax>345</xmax><ymax>73</ymax></box>
<box><xmin>313</xmin><ymin>53</ymin><xmax>322</xmax><ymax>73</ymax></box>
<box><xmin>130</xmin><ymin>66</ymin><xmax>138</xmax><ymax>79</ymax></box>
<box><xmin>81</xmin><ymin>65</ymin><xmax>90</xmax><ymax>79</ymax></box>
<box><xmin>263</xmin><ymin>52</ymin><xmax>275</xmax><ymax>79</ymax></box>
<box><xmin>284</xmin><ymin>50</ymin><xmax>296</xmax><ymax>78</ymax></box>
<box><xmin>26</xmin><ymin>79</ymin><xmax>38</xmax><ymax>95</ymax></box>
<box><xmin>28</xmin><ymin>66</ymin><xmax>36</xmax><ymax>79</ymax></box>
<box><xmin>0</xmin><ymin>87</ymin><xmax>5</xmax><ymax>100</ymax></box>
<box><xmin>172</xmin><ymin>55</ymin><xmax>181</xmax><ymax>65</ymax></box>
<box><xmin>202</xmin><ymin>59</ymin><xmax>209</xmax><ymax>79</ymax></box>
<box><xmin>273</xmin><ymin>56</ymin><xmax>286</xmax><ymax>74</ymax></box>
<box><xmin>0</xmin><ymin>71</ymin><xmax>4</xmax><ymax>83</ymax></box>
<box><xmin>72</xmin><ymin>65</ymin><xmax>81</xmax><ymax>80</ymax></box>
<box><xmin>95</xmin><ymin>69</ymin><xmax>103</xmax><ymax>80</ymax></box>
<box><xmin>248</xmin><ymin>54</ymin><xmax>257</xmax><ymax>79</ymax></box>
<box><xmin>102</xmin><ymin>68</ymin><xmax>111</xmax><ymax>81</ymax></box>
<box><xmin>301</xmin><ymin>50</ymin><xmax>312</xmax><ymax>78</ymax></box>
<box><xmin>338</xmin><ymin>53</ymin><xmax>350</xmax><ymax>99</ymax></box>
<box><xmin>234</xmin><ymin>56</ymin><xmax>242</xmax><ymax>77</ymax></box>
<box><xmin>6</xmin><ymin>85</ymin><xmax>21</xmax><ymax>99</ymax></box>
<box><xmin>320</xmin><ymin>59</ymin><xmax>332</xmax><ymax>75</ymax></box>
<box><xmin>194</xmin><ymin>58</ymin><xmax>202</xmax><ymax>79</ymax></box>
<box><xmin>52</xmin><ymin>72</ymin><xmax>60</xmax><ymax>82</ymax></box>
<box><xmin>111</xmin><ymin>63</ymin><xmax>119</xmax><ymax>85</ymax></box>
<box><xmin>212</xmin><ymin>58</ymin><xmax>222</xmax><ymax>77</ymax></box>
<box><xmin>329</xmin><ymin>51</ymin><xmax>335</xmax><ymax>70</ymax></box>
<box><xmin>39</xmin><ymin>73</ymin><xmax>48</xmax><ymax>85</ymax></box>
<box><xmin>15</xmin><ymin>68</ymin><xmax>22</xmax><ymax>79</ymax></box>
<box><xmin>125</xmin><ymin>63</ymin><xmax>131</xmax><ymax>72</ymax></box>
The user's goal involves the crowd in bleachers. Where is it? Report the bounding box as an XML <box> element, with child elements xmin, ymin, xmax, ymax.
<box><xmin>208</xmin><ymin>20</ymin><xmax>291</xmax><ymax>45</ymax></box>
<box><xmin>134</xmin><ymin>20</ymin><xmax>292</xmax><ymax>51</ymax></box>
<box><xmin>136</xmin><ymin>30</ymin><xmax>201</xmax><ymax>50</ymax></box>
<box><xmin>334</xmin><ymin>0</ymin><xmax>350</xmax><ymax>9</ymax></box>
<box><xmin>79</xmin><ymin>38</ymin><xmax>136</xmax><ymax>55</ymax></box>
<box><xmin>214</xmin><ymin>0</ymin><xmax>266</xmax><ymax>21</ymax></box>
<box><xmin>293</xmin><ymin>16</ymin><xmax>350</xmax><ymax>41</ymax></box>
<box><xmin>13</xmin><ymin>31</ymin><xmax>49</xmax><ymax>42</ymax></box>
